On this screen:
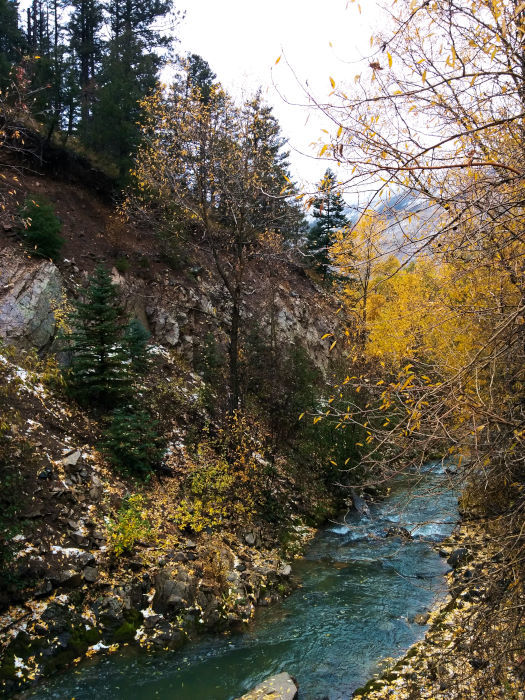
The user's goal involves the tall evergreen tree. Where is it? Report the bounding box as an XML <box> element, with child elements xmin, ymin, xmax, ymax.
<box><xmin>0</xmin><ymin>0</ymin><xmax>25</xmax><ymax>89</ymax></box>
<box><xmin>67</xmin><ymin>265</ymin><xmax>131</xmax><ymax>408</ymax></box>
<box><xmin>65</xmin><ymin>268</ymin><xmax>162</xmax><ymax>475</ymax></box>
<box><xmin>24</xmin><ymin>0</ymin><xmax>66</xmax><ymax>138</ymax></box>
<box><xmin>240</xmin><ymin>90</ymin><xmax>305</xmax><ymax>240</ymax></box>
<box><xmin>307</xmin><ymin>168</ymin><xmax>349</xmax><ymax>278</ymax></box>
<box><xmin>185</xmin><ymin>52</ymin><xmax>216</xmax><ymax>104</ymax></box>
<box><xmin>67</xmin><ymin>0</ymin><xmax>103</xmax><ymax>138</ymax></box>
<box><xmin>89</xmin><ymin>0</ymin><xmax>176</xmax><ymax>176</ymax></box>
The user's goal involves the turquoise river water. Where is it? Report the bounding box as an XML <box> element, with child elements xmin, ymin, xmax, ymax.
<box><xmin>29</xmin><ymin>462</ymin><xmax>457</xmax><ymax>699</ymax></box>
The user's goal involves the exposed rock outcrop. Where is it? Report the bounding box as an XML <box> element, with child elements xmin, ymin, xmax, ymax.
<box><xmin>0</xmin><ymin>250</ymin><xmax>62</xmax><ymax>350</ymax></box>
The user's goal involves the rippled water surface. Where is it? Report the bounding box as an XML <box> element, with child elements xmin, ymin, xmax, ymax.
<box><xmin>30</xmin><ymin>463</ymin><xmax>457</xmax><ymax>700</ymax></box>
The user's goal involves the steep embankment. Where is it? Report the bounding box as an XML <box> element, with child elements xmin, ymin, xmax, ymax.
<box><xmin>0</xmin><ymin>161</ymin><xmax>340</xmax><ymax>696</ymax></box>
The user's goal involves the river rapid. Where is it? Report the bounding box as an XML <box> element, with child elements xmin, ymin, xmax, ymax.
<box><xmin>29</xmin><ymin>461</ymin><xmax>457</xmax><ymax>700</ymax></box>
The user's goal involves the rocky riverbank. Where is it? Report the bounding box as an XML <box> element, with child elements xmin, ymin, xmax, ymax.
<box><xmin>0</xmin><ymin>347</ymin><xmax>326</xmax><ymax>697</ymax></box>
<box><xmin>1</xmin><ymin>529</ymin><xmax>311</xmax><ymax>697</ymax></box>
<box><xmin>353</xmin><ymin>520</ymin><xmax>525</xmax><ymax>699</ymax></box>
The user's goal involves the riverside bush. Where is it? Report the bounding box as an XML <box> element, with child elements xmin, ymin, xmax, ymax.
<box><xmin>107</xmin><ymin>494</ymin><xmax>151</xmax><ymax>556</ymax></box>
<box><xmin>175</xmin><ymin>412</ymin><xmax>263</xmax><ymax>533</ymax></box>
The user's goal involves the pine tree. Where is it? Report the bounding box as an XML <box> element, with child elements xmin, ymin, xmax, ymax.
<box><xmin>24</xmin><ymin>0</ymin><xmax>68</xmax><ymax>139</ymax></box>
<box><xmin>185</xmin><ymin>53</ymin><xmax>216</xmax><ymax>104</ymax></box>
<box><xmin>0</xmin><ymin>0</ymin><xmax>25</xmax><ymax>89</ymax></box>
<box><xmin>67</xmin><ymin>0</ymin><xmax>103</xmax><ymax>138</ymax></box>
<box><xmin>102</xmin><ymin>405</ymin><xmax>164</xmax><ymax>476</ymax></box>
<box><xmin>19</xmin><ymin>196</ymin><xmax>64</xmax><ymax>260</ymax></box>
<box><xmin>66</xmin><ymin>265</ymin><xmax>131</xmax><ymax>408</ymax></box>
<box><xmin>307</xmin><ymin>168</ymin><xmax>349</xmax><ymax>278</ymax></box>
<box><xmin>123</xmin><ymin>317</ymin><xmax>150</xmax><ymax>375</ymax></box>
<box><xmin>89</xmin><ymin>0</ymin><xmax>175</xmax><ymax>176</ymax></box>
<box><xmin>240</xmin><ymin>90</ymin><xmax>305</xmax><ymax>240</ymax></box>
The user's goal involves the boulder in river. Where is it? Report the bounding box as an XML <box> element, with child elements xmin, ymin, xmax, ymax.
<box><xmin>447</xmin><ymin>547</ymin><xmax>469</xmax><ymax>568</ymax></box>
<box><xmin>237</xmin><ymin>672</ymin><xmax>298</xmax><ymax>700</ymax></box>
<box><xmin>350</xmin><ymin>488</ymin><xmax>370</xmax><ymax>517</ymax></box>
<box><xmin>385</xmin><ymin>526</ymin><xmax>412</xmax><ymax>540</ymax></box>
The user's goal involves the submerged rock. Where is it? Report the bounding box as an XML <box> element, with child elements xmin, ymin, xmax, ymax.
<box><xmin>237</xmin><ymin>672</ymin><xmax>298</xmax><ymax>700</ymax></box>
<box><xmin>413</xmin><ymin>612</ymin><xmax>430</xmax><ymax>625</ymax></box>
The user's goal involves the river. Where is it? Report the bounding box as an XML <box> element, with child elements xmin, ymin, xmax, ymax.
<box><xmin>28</xmin><ymin>461</ymin><xmax>457</xmax><ymax>700</ymax></box>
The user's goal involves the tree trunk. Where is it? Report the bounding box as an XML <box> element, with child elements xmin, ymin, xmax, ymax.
<box><xmin>228</xmin><ymin>288</ymin><xmax>241</xmax><ymax>413</ymax></box>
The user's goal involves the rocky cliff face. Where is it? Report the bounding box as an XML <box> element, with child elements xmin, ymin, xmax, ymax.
<box><xmin>113</xmin><ymin>267</ymin><xmax>333</xmax><ymax>371</ymax></box>
<box><xmin>0</xmin><ymin>244</ymin><xmax>333</xmax><ymax>374</ymax></box>
<box><xmin>1</xmin><ymin>166</ymin><xmax>335</xmax><ymax>368</ymax></box>
<box><xmin>0</xmin><ymin>249</ymin><xmax>63</xmax><ymax>350</ymax></box>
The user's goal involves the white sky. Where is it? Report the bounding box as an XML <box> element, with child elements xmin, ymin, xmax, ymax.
<box><xmin>172</xmin><ymin>0</ymin><xmax>380</xmax><ymax>189</ymax></box>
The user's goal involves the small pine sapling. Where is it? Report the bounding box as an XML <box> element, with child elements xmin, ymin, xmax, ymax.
<box><xmin>103</xmin><ymin>405</ymin><xmax>165</xmax><ymax>477</ymax></box>
<box><xmin>19</xmin><ymin>197</ymin><xmax>64</xmax><ymax>261</ymax></box>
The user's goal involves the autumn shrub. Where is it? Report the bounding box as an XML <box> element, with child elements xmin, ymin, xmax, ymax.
<box><xmin>13</xmin><ymin>347</ymin><xmax>66</xmax><ymax>395</ymax></box>
<box><xmin>174</xmin><ymin>412</ymin><xmax>263</xmax><ymax>533</ymax></box>
<box><xmin>107</xmin><ymin>494</ymin><xmax>151</xmax><ymax>556</ymax></box>
<box><xmin>201</xmin><ymin>535</ymin><xmax>230</xmax><ymax>588</ymax></box>
<box><xmin>174</xmin><ymin>457</ymin><xmax>245</xmax><ymax>533</ymax></box>
<box><xmin>18</xmin><ymin>196</ymin><xmax>64</xmax><ymax>261</ymax></box>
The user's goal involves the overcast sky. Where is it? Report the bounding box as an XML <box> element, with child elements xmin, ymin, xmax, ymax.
<box><xmin>172</xmin><ymin>0</ymin><xmax>379</xmax><ymax>189</ymax></box>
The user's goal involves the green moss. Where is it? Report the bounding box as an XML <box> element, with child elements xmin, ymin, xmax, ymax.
<box><xmin>352</xmin><ymin>679</ymin><xmax>383</xmax><ymax>696</ymax></box>
<box><xmin>71</xmin><ymin>625</ymin><xmax>101</xmax><ymax>651</ymax></box>
<box><xmin>113</xmin><ymin>609</ymin><xmax>142</xmax><ymax>643</ymax></box>
<box><xmin>0</xmin><ymin>657</ymin><xmax>17</xmax><ymax>680</ymax></box>
<box><xmin>113</xmin><ymin>621</ymin><xmax>136</xmax><ymax>642</ymax></box>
